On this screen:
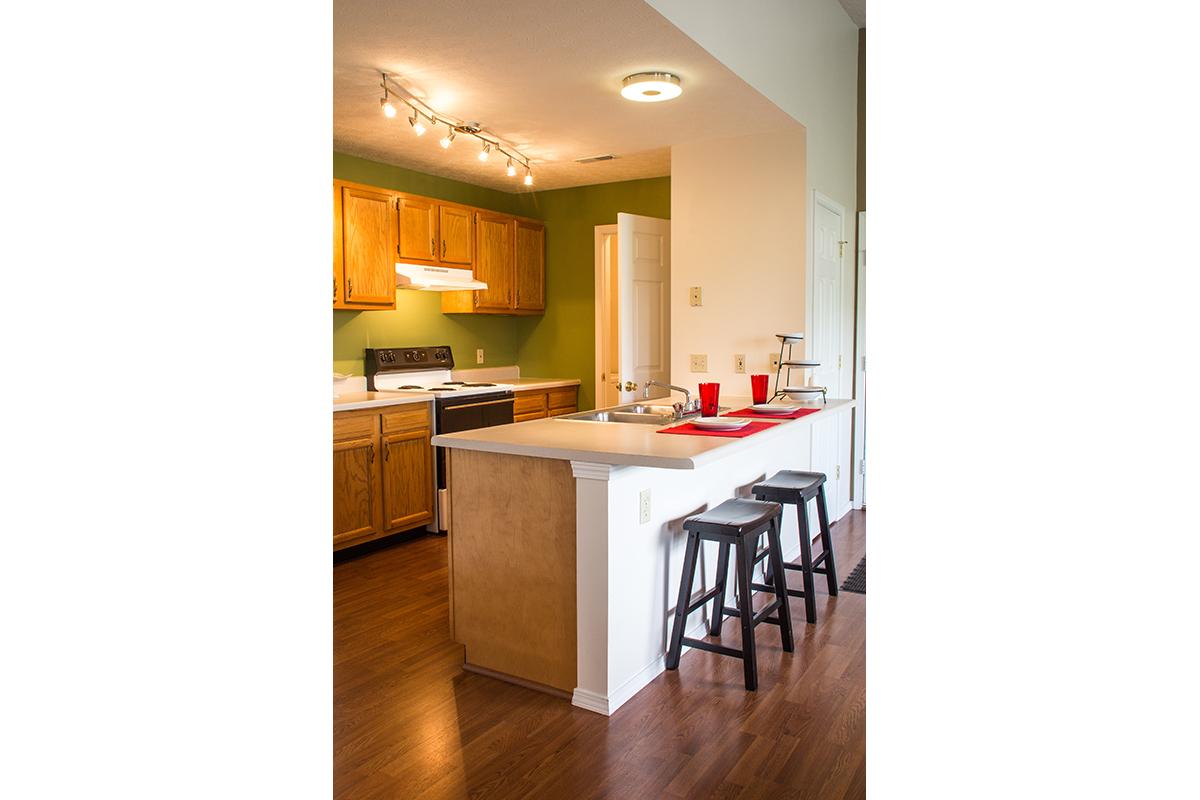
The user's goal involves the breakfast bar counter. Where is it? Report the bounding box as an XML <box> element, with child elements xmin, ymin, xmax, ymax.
<box><xmin>434</xmin><ymin>396</ymin><xmax>855</xmax><ymax>715</ymax></box>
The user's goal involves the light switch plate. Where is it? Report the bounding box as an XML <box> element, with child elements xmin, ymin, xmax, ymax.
<box><xmin>689</xmin><ymin>287</ymin><xmax>702</xmax><ymax>307</ymax></box>
<box><xmin>690</xmin><ymin>354</ymin><xmax>708</xmax><ymax>372</ymax></box>
<box><xmin>639</xmin><ymin>489</ymin><xmax>651</xmax><ymax>524</ymax></box>
<box><xmin>476</xmin><ymin>348</ymin><xmax>484</xmax><ymax>364</ymax></box>
<box><xmin>734</xmin><ymin>354</ymin><xmax>746</xmax><ymax>373</ymax></box>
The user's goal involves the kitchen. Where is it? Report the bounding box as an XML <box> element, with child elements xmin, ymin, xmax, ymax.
<box><xmin>333</xmin><ymin>0</ymin><xmax>864</xmax><ymax>796</ymax></box>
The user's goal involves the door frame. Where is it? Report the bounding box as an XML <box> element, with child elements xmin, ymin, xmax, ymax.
<box><xmin>593</xmin><ymin>224</ymin><xmax>618</xmax><ymax>408</ymax></box>
<box><xmin>807</xmin><ymin>190</ymin><xmax>852</xmax><ymax>398</ymax></box>
<box><xmin>852</xmin><ymin>211</ymin><xmax>866</xmax><ymax>509</ymax></box>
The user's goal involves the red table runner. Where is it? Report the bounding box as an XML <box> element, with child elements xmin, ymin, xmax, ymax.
<box><xmin>724</xmin><ymin>406</ymin><xmax>822</xmax><ymax>420</ymax></box>
<box><xmin>656</xmin><ymin>420</ymin><xmax>778</xmax><ymax>438</ymax></box>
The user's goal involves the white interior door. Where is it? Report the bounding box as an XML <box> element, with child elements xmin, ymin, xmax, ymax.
<box><xmin>811</xmin><ymin>193</ymin><xmax>847</xmax><ymax>396</ymax></box>
<box><xmin>616</xmin><ymin>213</ymin><xmax>671</xmax><ymax>404</ymax></box>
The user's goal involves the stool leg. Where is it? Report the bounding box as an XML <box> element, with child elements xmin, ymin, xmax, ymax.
<box><xmin>666</xmin><ymin>530</ymin><xmax>701</xmax><ymax>670</ymax></box>
<box><xmin>797</xmin><ymin>500</ymin><xmax>817</xmax><ymax>624</ymax></box>
<box><xmin>735</xmin><ymin>534</ymin><xmax>758</xmax><ymax>691</ymax></box>
<box><xmin>816</xmin><ymin>485</ymin><xmax>839</xmax><ymax>596</ymax></box>
<box><xmin>753</xmin><ymin>493</ymin><xmax>774</xmax><ymax>585</ymax></box>
<box><xmin>708</xmin><ymin>541</ymin><xmax>731</xmax><ymax>636</ymax></box>
<box><xmin>766</xmin><ymin>515</ymin><xmax>794</xmax><ymax>652</ymax></box>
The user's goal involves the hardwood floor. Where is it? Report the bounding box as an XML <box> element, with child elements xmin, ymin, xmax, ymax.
<box><xmin>334</xmin><ymin>510</ymin><xmax>866</xmax><ymax>800</ymax></box>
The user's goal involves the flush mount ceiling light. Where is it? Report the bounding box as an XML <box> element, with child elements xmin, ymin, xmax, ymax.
<box><xmin>376</xmin><ymin>72</ymin><xmax>536</xmax><ymax>187</ymax></box>
<box><xmin>620</xmin><ymin>72</ymin><xmax>682</xmax><ymax>102</ymax></box>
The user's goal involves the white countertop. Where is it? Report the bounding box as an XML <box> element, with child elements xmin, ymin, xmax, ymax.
<box><xmin>510</xmin><ymin>377</ymin><xmax>582</xmax><ymax>391</ymax></box>
<box><xmin>333</xmin><ymin>392</ymin><xmax>434</xmax><ymax>412</ymax></box>
<box><xmin>432</xmin><ymin>396</ymin><xmax>854</xmax><ymax>469</ymax></box>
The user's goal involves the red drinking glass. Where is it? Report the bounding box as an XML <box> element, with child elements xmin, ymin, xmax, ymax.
<box><xmin>750</xmin><ymin>374</ymin><xmax>770</xmax><ymax>405</ymax></box>
<box><xmin>698</xmin><ymin>382</ymin><xmax>720</xmax><ymax>417</ymax></box>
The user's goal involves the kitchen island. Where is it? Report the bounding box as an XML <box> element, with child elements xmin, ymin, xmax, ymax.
<box><xmin>433</xmin><ymin>397</ymin><xmax>854</xmax><ymax>715</ymax></box>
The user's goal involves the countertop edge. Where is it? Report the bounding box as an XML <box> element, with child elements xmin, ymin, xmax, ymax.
<box><xmin>333</xmin><ymin>393</ymin><xmax>435</xmax><ymax>412</ymax></box>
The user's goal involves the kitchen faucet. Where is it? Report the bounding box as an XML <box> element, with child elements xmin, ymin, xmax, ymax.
<box><xmin>644</xmin><ymin>380</ymin><xmax>699</xmax><ymax>416</ymax></box>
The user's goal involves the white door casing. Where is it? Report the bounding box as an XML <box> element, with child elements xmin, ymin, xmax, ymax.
<box><xmin>616</xmin><ymin>213</ymin><xmax>671</xmax><ymax>404</ymax></box>
<box><xmin>852</xmin><ymin>211</ymin><xmax>866</xmax><ymax>508</ymax></box>
<box><xmin>594</xmin><ymin>225</ymin><xmax>620</xmax><ymax>408</ymax></box>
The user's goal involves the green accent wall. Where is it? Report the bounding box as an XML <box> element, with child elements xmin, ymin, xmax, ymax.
<box><xmin>332</xmin><ymin>151</ymin><xmax>670</xmax><ymax>410</ymax></box>
<box><xmin>514</xmin><ymin>178</ymin><xmax>670</xmax><ymax>410</ymax></box>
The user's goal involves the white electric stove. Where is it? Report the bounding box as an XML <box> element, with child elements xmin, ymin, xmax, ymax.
<box><xmin>364</xmin><ymin>346</ymin><xmax>516</xmax><ymax>533</ymax></box>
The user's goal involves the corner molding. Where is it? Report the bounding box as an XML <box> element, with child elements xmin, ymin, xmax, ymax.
<box><xmin>570</xmin><ymin>461</ymin><xmax>628</xmax><ymax>481</ymax></box>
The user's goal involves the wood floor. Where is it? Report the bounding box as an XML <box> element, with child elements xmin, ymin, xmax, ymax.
<box><xmin>335</xmin><ymin>510</ymin><xmax>866</xmax><ymax>800</ymax></box>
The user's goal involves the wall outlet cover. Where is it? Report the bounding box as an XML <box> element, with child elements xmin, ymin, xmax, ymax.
<box><xmin>476</xmin><ymin>348</ymin><xmax>484</xmax><ymax>364</ymax></box>
<box><xmin>734</xmin><ymin>354</ymin><xmax>746</xmax><ymax>373</ymax></box>
<box><xmin>689</xmin><ymin>354</ymin><xmax>708</xmax><ymax>372</ymax></box>
<box><xmin>769</xmin><ymin>353</ymin><xmax>781</xmax><ymax>371</ymax></box>
<box><xmin>689</xmin><ymin>286</ymin><xmax>702</xmax><ymax>307</ymax></box>
<box><xmin>639</xmin><ymin>489</ymin><xmax>651</xmax><ymax>524</ymax></box>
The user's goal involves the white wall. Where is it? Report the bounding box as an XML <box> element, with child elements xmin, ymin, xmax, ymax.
<box><xmin>669</xmin><ymin>129</ymin><xmax>807</xmax><ymax>392</ymax></box>
<box><xmin>647</xmin><ymin>0</ymin><xmax>859</xmax><ymax>369</ymax></box>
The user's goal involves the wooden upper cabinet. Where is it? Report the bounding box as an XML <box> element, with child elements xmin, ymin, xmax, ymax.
<box><xmin>397</xmin><ymin>195</ymin><xmax>437</xmax><ymax>263</ymax></box>
<box><xmin>438</xmin><ymin>204</ymin><xmax>474</xmax><ymax>265</ymax></box>
<box><xmin>473</xmin><ymin>212</ymin><xmax>514</xmax><ymax>310</ymax></box>
<box><xmin>514</xmin><ymin>220</ymin><xmax>545</xmax><ymax>312</ymax></box>
<box><xmin>338</xmin><ymin>184</ymin><xmax>397</xmax><ymax>307</ymax></box>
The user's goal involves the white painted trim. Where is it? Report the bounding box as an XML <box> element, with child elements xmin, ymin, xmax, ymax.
<box><xmin>571</xmin><ymin>688</ymin><xmax>613</xmax><ymax>715</ymax></box>
<box><xmin>593</xmin><ymin>225</ymin><xmax>617</xmax><ymax>410</ymax></box>
<box><xmin>570</xmin><ymin>461</ymin><xmax>629</xmax><ymax>481</ymax></box>
<box><xmin>852</xmin><ymin>210</ymin><xmax>867</xmax><ymax>509</ymax></box>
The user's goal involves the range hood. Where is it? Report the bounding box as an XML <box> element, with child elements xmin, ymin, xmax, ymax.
<box><xmin>395</xmin><ymin>263</ymin><xmax>488</xmax><ymax>292</ymax></box>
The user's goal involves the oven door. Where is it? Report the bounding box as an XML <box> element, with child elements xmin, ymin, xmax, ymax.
<box><xmin>437</xmin><ymin>394</ymin><xmax>515</xmax><ymax>434</ymax></box>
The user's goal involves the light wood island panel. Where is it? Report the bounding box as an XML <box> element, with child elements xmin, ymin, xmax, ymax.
<box><xmin>447</xmin><ymin>448</ymin><xmax>577</xmax><ymax>694</ymax></box>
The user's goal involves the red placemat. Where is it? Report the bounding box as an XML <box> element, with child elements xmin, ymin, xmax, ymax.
<box><xmin>724</xmin><ymin>406</ymin><xmax>822</xmax><ymax>420</ymax></box>
<box><xmin>656</xmin><ymin>420</ymin><xmax>778</xmax><ymax>438</ymax></box>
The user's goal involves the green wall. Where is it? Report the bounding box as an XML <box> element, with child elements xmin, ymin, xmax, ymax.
<box><xmin>515</xmin><ymin>178</ymin><xmax>671</xmax><ymax>410</ymax></box>
<box><xmin>332</xmin><ymin>152</ymin><xmax>671</xmax><ymax>410</ymax></box>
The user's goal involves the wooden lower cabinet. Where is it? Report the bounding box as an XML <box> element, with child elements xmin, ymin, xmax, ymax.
<box><xmin>334</xmin><ymin>403</ymin><xmax>434</xmax><ymax>550</ymax></box>
<box><xmin>512</xmin><ymin>385</ymin><xmax>578</xmax><ymax>423</ymax></box>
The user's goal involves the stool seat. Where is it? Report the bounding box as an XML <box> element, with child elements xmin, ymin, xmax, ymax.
<box><xmin>683</xmin><ymin>498</ymin><xmax>782</xmax><ymax>534</ymax></box>
<box><xmin>751</xmin><ymin>470</ymin><xmax>827</xmax><ymax>503</ymax></box>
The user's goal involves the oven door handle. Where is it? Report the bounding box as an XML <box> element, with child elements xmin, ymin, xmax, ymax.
<box><xmin>444</xmin><ymin>397</ymin><xmax>514</xmax><ymax>411</ymax></box>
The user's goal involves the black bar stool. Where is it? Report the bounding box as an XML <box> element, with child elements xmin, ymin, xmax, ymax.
<box><xmin>665</xmin><ymin>498</ymin><xmax>794</xmax><ymax>691</ymax></box>
<box><xmin>751</xmin><ymin>471</ymin><xmax>839</xmax><ymax>625</ymax></box>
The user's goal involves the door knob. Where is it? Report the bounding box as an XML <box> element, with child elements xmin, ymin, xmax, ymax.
<box><xmin>623</xmin><ymin>381</ymin><xmax>638</xmax><ymax>392</ymax></box>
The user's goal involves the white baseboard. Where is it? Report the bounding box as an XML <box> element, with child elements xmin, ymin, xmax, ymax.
<box><xmin>571</xmin><ymin>618</ymin><xmax>709</xmax><ymax>716</ymax></box>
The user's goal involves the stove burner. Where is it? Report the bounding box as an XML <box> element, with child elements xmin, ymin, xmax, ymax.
<box><xmin>462</xmin><ymin>382</ymin><xmax>497</xmax><ymax>387</ymax></box>
<box><xmin>396</xmin><ymin>385</ymin><xmax>425</xmax><ymax>389</ymax></box>
<box><xmin>442</xmin><ymin>381</ymin><xmax>466</xmax><ymax>385</ymax></box>
<box><xmin>426</xmin><ymin>387</ymin><xmax>458</xmax><ymax>392</ymax></box>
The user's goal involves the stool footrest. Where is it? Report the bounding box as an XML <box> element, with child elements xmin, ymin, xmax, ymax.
<box><xmin>684</xmin><ymin>586</ymin><xmax>723</xmax><ymax>615</ymax></box>
<box><xmin>681</xmin><ymin>637</ymin><xmax>744</xmax><ymax>659</ymax></box>
<box><xmin>721</xmin><ymin>599</ymin><xmax>784</xmax><ymax>627</ymax></box>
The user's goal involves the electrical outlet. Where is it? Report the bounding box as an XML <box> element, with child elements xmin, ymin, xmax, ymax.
<box><xmin>639</xmin><ymin>488</ymin><xmax>651</xmax><ymax>524</ymax></box>
<box><xmin>689</xmin><ymin>286</ymin><xmax>702</xmax><ymax>307</ymax></box>
<box><xmin>689</xmin><ymin>354</ymin><xmax>708</xmax><ymax>372</ymax></box>
<box><xmin>769</xmin><ymin>353</ymin><xmax>781</xmax><ymax>371</ymax></box>
<box><xmin>476</xmin><ymin>348</ymin><xmax>484</xmax><ymax>364</ymax></box>
<box><xmin>734</xmin><ymin>354</ymin><xmax>746</xmax><ymax>373</ymax></box>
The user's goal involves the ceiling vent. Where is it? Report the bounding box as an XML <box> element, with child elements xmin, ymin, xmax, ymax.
<box><xmin>574</xmin><ymin>154</ymin><xmax>617</xmax><ymax>164</ymax></box>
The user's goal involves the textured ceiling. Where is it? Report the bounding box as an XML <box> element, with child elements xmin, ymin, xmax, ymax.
<box><xmin>837</xmin><ymin>0</ymin><xmax>866</xmax><ymax>28</ymax></box>
<box><xmin>333</xmin><ymin>0</ymin><xmax>800</xmax><ymax>192</ymax></box>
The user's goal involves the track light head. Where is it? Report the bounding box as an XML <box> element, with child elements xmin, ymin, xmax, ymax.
<box><xmin>381</xmin><ymin>97</ymin><xmax>397</xmax><ymax>118</ymax></box>
<box><xmin>506</xmin><ymin>157</ymin><xmax>516</xmax><ymax>177</ymax></box>
<box><xmin>409</xmin><ymin>108</ymin><xmax>427</xmax><ymax>136</ymax></box>
<box><xmin>523</xmin><ymin>168</ymin><xmax>533</xmax><ymax>187</ymax></box>
<box><xmin>439</xmin><ymin>126</ymin><xmax>455</xmax><ymax>148</ymax></box>
<box><xmin>478</xmin><ymin>142</ymin><xmax>491</xmax><ymax>162</ymax></box>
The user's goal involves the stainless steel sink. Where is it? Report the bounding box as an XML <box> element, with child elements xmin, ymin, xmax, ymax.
<box><xmin>561</xmin><ymin>404</ymin><xmax>679</xmax><ymax>425</ymax></box>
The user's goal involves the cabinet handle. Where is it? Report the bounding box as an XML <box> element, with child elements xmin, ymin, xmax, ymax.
<box><xmin>367</xmin><ymin>443</ymin><xmax>374</xmax><ymax>463</ymax></box>
<box><xmin>347</xmin><ymin>279</ymin><xmax>353</xmax><ymax>298</ymax></box>
<box><xmin>442</xmin><ymin>240</ymin><xmax>446</xmax><ymax>258</ymax></box>
<box><xmin>384</xmin><ymin>444</ymin><xmax>389</xmax><ymax>462</ymax></box>
<box><xmin>431</xmin><ymin>238</ymin><xmax>436</xmax><ymax>257</ymax></box>
<box><xmin>333</xmin><ymin>277</ymin><xmax>337</xmax><ymax>300</ymax></box>
<box><xmin>515</xmin><ymin>289</ymin><xmax>519</xmax><ymax>306</ymax></box>
<box><xmin>473</xmin><ymin>293</ymin><xmax>479</xmax><ymax>307</ymax></box>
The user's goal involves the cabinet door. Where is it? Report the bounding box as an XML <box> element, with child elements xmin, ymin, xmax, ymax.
<box><xmin>381</xmin><ymin>429</ymin><xmax>434</xmax><ymax>531</ymax></box>
<box><xmin>333</xmin><ymin>435</ymin><xmax>381</xmax><ymax>547</ymax></box>
<box><xmin>514</xmin><ymin>220</ymin><xmax>545</xmax><ymax>312</ymax></box>
<box><xmin>439</xmin><ymin>204</ymin><xmax>474</xmax><ymax>265</ymax></box>
<box><xmin>397</xmin><ymin>196</ymin><xmax>437</xmax><ymax>263</ymax></box>
<box><xmin>474</xmin><ymin>212</ymin><xmax>514</xmax><ymax>310</ymax></box>
<box><xmin>341</xmin><ymin>185</ymin><xmax>397</xmax><ymax>306</ymax></box>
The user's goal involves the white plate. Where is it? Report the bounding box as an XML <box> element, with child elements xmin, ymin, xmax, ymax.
<box><xmin>690</xmin><ymin>417</ymin><xmax>751</xmax><ymax>430</ymax></box>
<box><xmin>750</xmin><ymin>404</ymin><xmax>795</xmax><ymax>414</ymax></box>
<box><xmin>783</xmin><ymin>386</ymin><xmax>824</xmax><ymax>393</ymax></box>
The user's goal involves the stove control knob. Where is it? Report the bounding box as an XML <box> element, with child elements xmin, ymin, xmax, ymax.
<box><xmin>404</xmin><ymin>351</ymin><xmax>414</xmax><ymax>361</ymax></box>
<box><xmin>417</xmin><ymin>350</ymin><xmax>427</xmax><ymax>361</ymax></box>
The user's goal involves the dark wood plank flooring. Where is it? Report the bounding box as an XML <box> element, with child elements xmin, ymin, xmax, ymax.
<box><xmin>335</xmin><ymin>510</ymin><xmax>866</xmax><ymax>800</ymax></box>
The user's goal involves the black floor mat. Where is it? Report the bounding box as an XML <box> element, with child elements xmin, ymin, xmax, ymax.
<box><xmin>841</xmin><ymin>557</ymin><xmax>865</xmax><ymax>594</ymax></box>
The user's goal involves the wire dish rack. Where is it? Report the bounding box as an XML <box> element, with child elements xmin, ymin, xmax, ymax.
<box><xmin>770</xmin><ymin>332</ymin><xmax>826</xmax><ymax>404</ymax></box>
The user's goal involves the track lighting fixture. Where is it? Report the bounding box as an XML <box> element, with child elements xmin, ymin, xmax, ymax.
<box><xmin>375</xmin><ymin>75</ymin><xmax>535</xmax><ymax>183</ymax></box>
